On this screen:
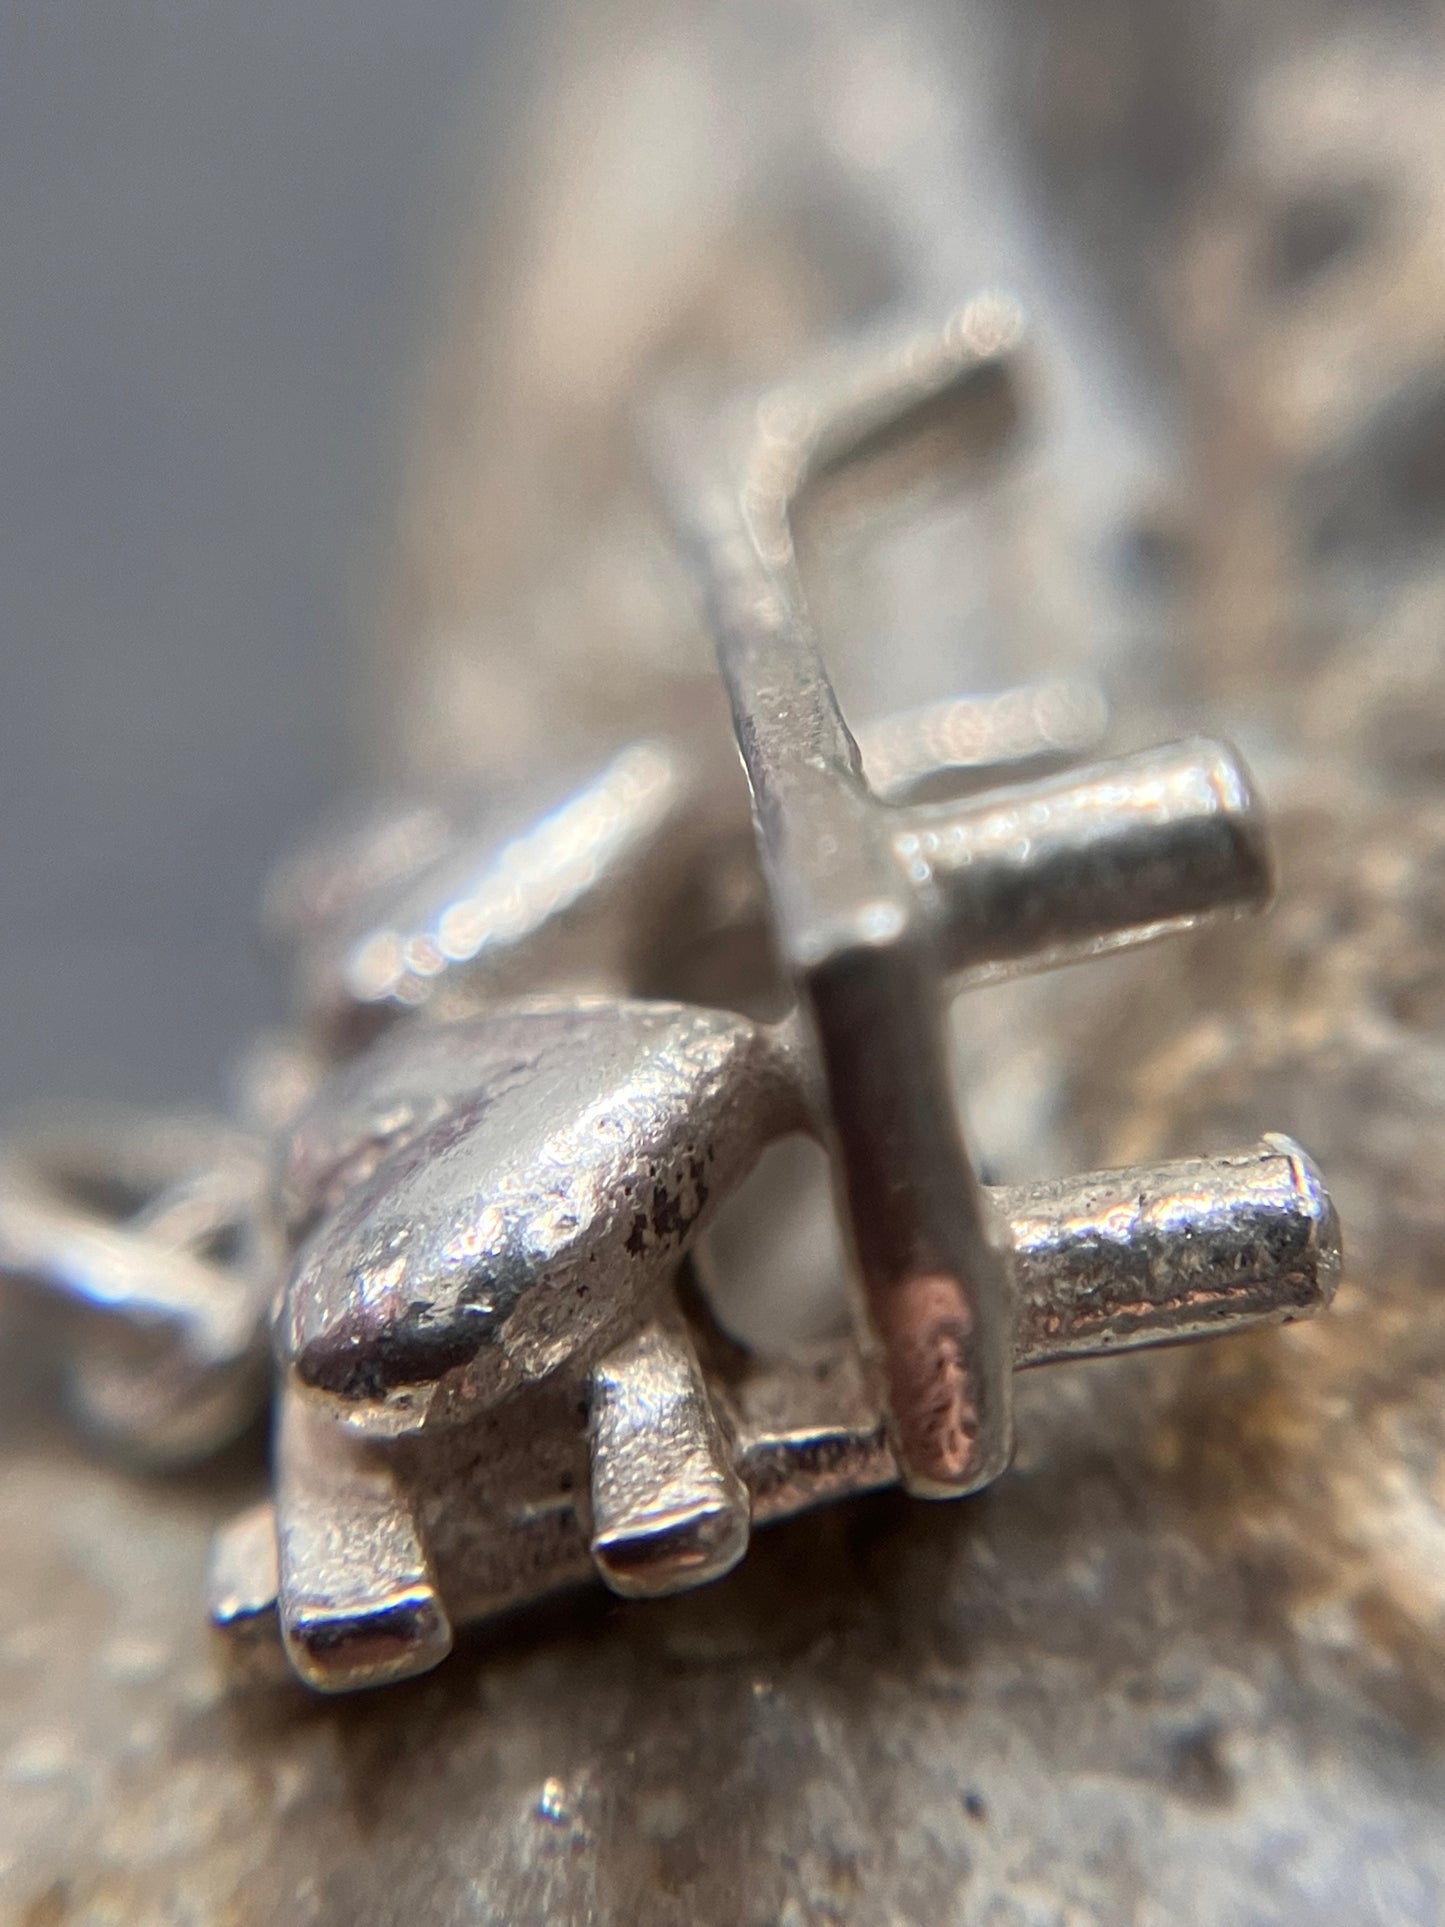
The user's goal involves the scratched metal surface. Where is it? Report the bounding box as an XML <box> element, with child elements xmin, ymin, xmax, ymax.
<box><xmin>4</xmin><ymin>0</ymin><xmax>1445</xmax><ymax>1921</ymax></box>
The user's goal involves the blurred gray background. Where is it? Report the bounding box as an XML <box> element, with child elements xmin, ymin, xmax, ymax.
<box><xmin>0</xmin><ymin>1</ymin><xmax>508</xmax><ymax>1109</ymax></box>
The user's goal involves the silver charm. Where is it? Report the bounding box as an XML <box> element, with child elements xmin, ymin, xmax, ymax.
<box><xmin>202</xmin><ymin>307</ymin><xmax>1338</xmax><ymax>1691</ymax></box>
<box><xmin>0</xmin><ymin>307</ymin><xmax>1340</xmax><ymax>1694</ymax></box>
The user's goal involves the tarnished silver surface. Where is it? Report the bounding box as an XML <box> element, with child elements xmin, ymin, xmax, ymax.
<box><xmin>588</xmin><ymin>1313</ymin><xmax>752</xmax><ymax>1598</ymax></box>
<box><xmin>1003</xmin><ymin>1137</ymin><xmax>1338</xmax><ymax>1363</ymax></box>
<box><xmin>281</xmin><ymin>682</ymin><xmax>1125</xmax><ymax>1046</ymax></box>
<box><xmin>4</xmin><ymin>1</ymin><xmax>1445</xmax><ymax>1921</ymax></box>
<box><xmin>210</xmin><ymin>1128</ymin><xmax>1336</xmax><ymax>1686</ymax></box>
<box><xmin>278</xmin><ymin>1000</ymin><xmax>802</xmax><ymax>1426</ymax></box>
<box><xmin>218</xmin><ymin>392</ymin><xmax>1327</xmax><ymax>1674</ymax></box>
<box><xmin>660</xmin><ymin>304</ymin><xmax>1280</xmax><ymax>1498</ymax></box>
<box><xmin>275</xmin><ymin>1389</ymin><xmax>454</xmax><ymax>1693</ymax></box>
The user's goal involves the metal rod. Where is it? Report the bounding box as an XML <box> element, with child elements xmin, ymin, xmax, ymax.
<box><xmin>588</xmin><ymin>1316</ymin><xmax>750</xmax><ymax>1597</ymax></box>
<box><xmin>665</xmin><ymin>307</ymin><xmax>1031</xmax><ymax>1501</ymax></box>
<box><xmin>1004</xmin><ymin>1136</ymin><xmax>1340</xmax><ymax>1367</ymax></box>
<box><xmin>895</xmin><ymin>738</ymin><xmax>1274</xmax><ymax>982</ymax></box>
<box><xmin>274</xmin><ymin>1386</ymin><xmax>453</xmax><ymax>1692</ymax></box>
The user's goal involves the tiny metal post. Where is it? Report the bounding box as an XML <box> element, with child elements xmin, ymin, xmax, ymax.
<box><xmin>664</xmin><ymin>301</ymin><xmax>1279</xmax><ymax>1497</ymax></box>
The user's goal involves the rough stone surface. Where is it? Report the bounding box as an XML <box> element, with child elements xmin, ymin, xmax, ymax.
<box><xmin>5</xmin><ymin>1</ymin><xmax>1445</xmax><ymax>1921</ymax></box>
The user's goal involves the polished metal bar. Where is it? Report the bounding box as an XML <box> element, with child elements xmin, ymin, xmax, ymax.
<box><xmin>895</xmin><ymin>738</ymin><xmax>1273</xmax><ymax>982</ymax></box>
<box><xmin>665</xmin><ymin>308</ymin><xmax>1030</xmax><ymax>1501</ymax></box>
<box><xmin>588</xmin><ymin>1316</ymin><xmax>750</xmax><ymax>1597</ymax></box>
<box><xmin>1003</xmin><ymin>1136</ymin><xmax>1340</xmax><ymax>1367</ymax></box>
<box><xmin>274</xmin><ymin>1385</ymin><xmax>453</xmax><ymax>1692</ymax></box>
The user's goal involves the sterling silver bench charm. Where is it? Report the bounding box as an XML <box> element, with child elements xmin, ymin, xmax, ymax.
<box><xmin>2</xmin><ymin>308</ymin><xmax>1340</xmax><ymax>1693</ymax></box>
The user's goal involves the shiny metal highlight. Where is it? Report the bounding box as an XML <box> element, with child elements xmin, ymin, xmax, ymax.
<box><xmin>659</xmin><ymin>307</ymin><xmax>1281</xmax><ymax>1501</ymax></box>
<box><xmin>1007</xmin><ymin>1136</ymin><xmax>1340</xmax><ymax>1365</ymax></box>
<box><xmin>188</xmin><ymin>307</ymin><xmax>1343</xmax><ymax>1690</ymax></box>
<box><xmin>588</xmin><ymin>1316</ymin><xmax>751</xmax><ymax>1597</ymax></box>
<box><xmin>276</xmin><ymin>1385</ymin><xmax>454</xmax><ymax>1693</ymax></box>
<box><xmin>898</xmin><ymin>736</ymin><xmax>1273</xmax><ymax>982</ymax></box>
<box><xmin>0</xmin><ymin>1113</ymin><xmax>270</xmax><ymax>1463</ymax></box>
<box><xmin>207</xmin><ymin>1134</ymin><xmax>1338</xmax><ymax>1684</ymax></box>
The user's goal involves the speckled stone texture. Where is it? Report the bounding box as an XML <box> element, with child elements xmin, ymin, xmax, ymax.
<box><xmin>5</xmin><ymin>0</ymin><xmax>1445</xmax><ymax>1921</ymax></box>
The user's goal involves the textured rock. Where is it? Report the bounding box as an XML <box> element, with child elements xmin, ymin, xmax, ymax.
<box><xmin>5</xmin><ymin>1</ymin><xmax>1445</xmax><ymax>1921</ymax></box>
